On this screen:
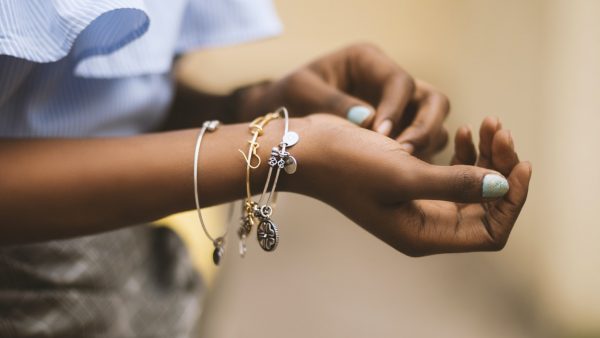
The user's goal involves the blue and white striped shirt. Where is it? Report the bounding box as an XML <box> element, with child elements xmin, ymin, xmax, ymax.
<box><xmin>0</xmin><ymin>0</ymin><xmax>282</xmax><ymax>137</ymax></box>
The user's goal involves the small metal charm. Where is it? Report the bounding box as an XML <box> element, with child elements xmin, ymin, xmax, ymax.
<box><xmin>203</xmin><ymin>120</ymin><xmax>220</xmax><ymax>131</ymax></box>
<box><xmin>238</xmin><ymin>237</ymin><xmax>247</xmax><ymax>257</ymax></box>
<box><xmin>238</xmin><ymin>215</ymin><xmax>253</xmax><ymax>239</ymax></box>
<box><xmin>284</xmin><ymin>155</ymin><xmax>297</xmax><ymax>174</ymax></box>
<box><xmin>237</xmin><ymin>215</ymin><xmax>254</xmax><ymax>258</ymax></box>
<box><xmin>282</xmin><ymin>131</ymin><xmax>299</xmax><ymax>147</ymax></box>
<box><xmin>212</xmin><ymin>237</ymin><xmax>225</xmax><ymax>265</ymax></box>
<box><xmin>256</xmin><ymin>205</ymin><xmax>272</xmax><ymax>219</ymax></box>
<box><xmin>257</xmin><ymin>219</ymin><xmax>279</xmax><ymax>252</ymax></box>
<box><xmin>268</xmin><ymin>156</ymin><xmax>278</xmax><ymax>167</ymax></box>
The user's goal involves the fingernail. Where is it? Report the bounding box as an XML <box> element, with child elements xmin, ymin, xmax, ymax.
<box><xmin>376</xmin><ymin>119</ymin><xmax>393</xmax><ymax>135</ymax></box>
<box><xmin>482</xmin><ymin>174</ymin><xmax>509</xmax><ymax>198</ymax></box>
<box><xmin>347</xmin><ymin>106</ymin><xmax>372</xmax><ymax>125</ymax></box>
<box><xmin>399</xmin><ymin>142</ymin><xmax>414</xmax><ymax>154</ymax></box>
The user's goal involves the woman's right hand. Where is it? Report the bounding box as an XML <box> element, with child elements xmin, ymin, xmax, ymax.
<box><xmin>288</xmin><ymin>114</ymin><xmax>531</xmax><ymax>256</ymax></box>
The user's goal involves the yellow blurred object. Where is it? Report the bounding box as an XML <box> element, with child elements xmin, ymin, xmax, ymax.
<box><xmin>155</xmin><ymin>205</ymin><xmax>230</xmax><ymax>288</ymax></box>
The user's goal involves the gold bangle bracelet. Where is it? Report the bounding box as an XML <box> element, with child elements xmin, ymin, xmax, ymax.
<box><xmin>239</xmin><ymin>107</ymin><xmax>300</xmax><ymax>254</ymax></box>
<box><xmin>237</xmin><ymin>111</ymin><xmax>281</xmax><ymax>256</ymax></box>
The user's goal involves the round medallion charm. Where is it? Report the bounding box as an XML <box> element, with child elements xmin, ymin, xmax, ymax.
<box><xmin>282</xmin><ymin>131</ymin><xmax>299</xmax><ymax>147</ymax></box>
<box><xmin>257</xmin><ymin>220</ymin><xmax>279</xmax><ymax>252</ymax></box>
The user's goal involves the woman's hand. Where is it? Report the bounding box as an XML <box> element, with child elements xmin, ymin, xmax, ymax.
<box><xmin>287</xmin><ymin>115</ymin><xmax>531</xmax><ymax>256</ymax></box>
<box><xmin>236</xmin><ymin>43</ymin><xmax>450</xmax><ymax>160</ymax></box>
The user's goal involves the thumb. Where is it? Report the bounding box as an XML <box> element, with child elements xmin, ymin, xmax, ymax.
<box><xmin>322</xmin><ymin>87</ymin><xmax>375</xmax><ymax>128</ymax></box>
<box><xmin>404</xmin><ymin>163</ymin><xmax>509</xmax><ymax>203</ymax></box>
<box><xmin>297</xmin><ymin>70</ymin><xmax>376</xmax><ymax>127</ymax></box>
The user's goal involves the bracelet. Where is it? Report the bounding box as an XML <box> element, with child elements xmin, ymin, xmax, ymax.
<box><xmin>238</xmin><ymin>112</ymin><xmax>281</xmax><ymax>257</ymax></box>
<box><xmin>193</xmin><ymin>120</ymin><xmax>225</xmax><ymax>265</ymax></box>
<box><xmin>253</xmin><ymin>107</ymin><xmax>299</xmax><ymax>252</ymax></box>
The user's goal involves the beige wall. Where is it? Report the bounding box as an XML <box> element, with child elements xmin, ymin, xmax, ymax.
<box><xmin>176</xmin><ymin>0</ymin><xmax>600</xmax><ymax>336</ymax></box>
<box><xmin>538</xmin><ymin>0</ymin><xmax>600</xmax><ymax>330</ymax></box>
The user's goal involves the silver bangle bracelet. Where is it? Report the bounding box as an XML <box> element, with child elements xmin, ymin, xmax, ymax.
<box><xmin>193</xmin><ymin>120</ymin><xmax>225</xmax><ymax>265</ymax></box>
<box><xmin>253</xmin><ymin>107</ymin><xmax>300</xmax><ymax>252</ymax></box>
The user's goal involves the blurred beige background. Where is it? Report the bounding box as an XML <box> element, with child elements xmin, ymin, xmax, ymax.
<box><xmin>173</xmin><ymin>0</ymin><xmax>600</xmax><ymax>337</ymax></box>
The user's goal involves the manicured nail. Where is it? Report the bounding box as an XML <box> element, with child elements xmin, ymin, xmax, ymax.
<box><xmin>399</xmin><ymin>142</ymin><xmax>414</xmax><ymax>154</ymax></box>
<box><xmin>482</xmin><ymin>174</ymin><xmax>509</xmax><ymax>198</ymax></box>
<box><xmin>376</xmin><ymin>119</ymin><xmax>393</xmax><ymax>135</ymax></box>
<box><xmin>347</xmin><ymin>106</ymin><xmax>372</xmax><ymax>125</ymax></box>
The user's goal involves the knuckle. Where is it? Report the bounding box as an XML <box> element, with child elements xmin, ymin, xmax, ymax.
<box><xmin>282</xmin><ymin>71</ymin><xmax>307</xmax><ymax>93</ymax></box>
<box><xmin>397</xmin><ymin>73</ymin><xmax>415</xmax><ymax>93</ymax></box>
<box><xmin>278</xmin><ymin>70</ymin><xmax>307</xmax><ymax>105</ymax></box>
<box><xmin>453</xmin><ymin>168</ymin><xmax>478</xmax><ymax>195</ymax></box>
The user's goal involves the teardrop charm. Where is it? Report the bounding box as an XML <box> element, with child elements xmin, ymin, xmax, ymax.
<box><xmin>213</xmin><ymin>245</ymin><xmax>224</xmax><ymax>265</ymax></box>
<box><xmin>212</xmin><ymin>237</ymin><xmax>225</xmax><ymax>265</ymax></box>
<box><xmin>284</xmin><ymin>155</ymin><xmax>297</xmax><ymax>174</ymax></box>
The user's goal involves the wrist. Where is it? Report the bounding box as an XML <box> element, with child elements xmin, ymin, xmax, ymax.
<box><xmin>229</xmin><ymin>80</ymin><xmax>273</xmax><ymax>123</ymax></box>
<box><xmin>249</xmin><ymin>116</ymin><xmax>319</xmax><ymax>196</ymax></box>
<box><xmin>278</xmin><ymin>115</ymin><xmax>355</xmax><ymax>201</ymax></box>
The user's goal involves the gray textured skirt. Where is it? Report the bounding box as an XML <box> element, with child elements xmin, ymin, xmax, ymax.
<box><xmin>0</xmin><ymin>225</ymin><xmax>203</xmax><ymax>338</ymax></box>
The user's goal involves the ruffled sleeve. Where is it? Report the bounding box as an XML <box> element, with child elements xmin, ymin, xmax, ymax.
<box><xmin>0</xmin><ymin>0</ymin><xmax>281</xmax><ymax>78</ymax></box>
<box><xmin>0</xmin><ymin>0</ymin><xmax>149</xmax><ymax>64</ymax></box>
<box><xmin>176</xmin><ymin>0</ymin><xmax>282</xmax><ymax>52</ymax></box>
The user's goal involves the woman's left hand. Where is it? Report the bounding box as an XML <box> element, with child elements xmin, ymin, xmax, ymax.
<box><xmin>235</xmin><ymin>43</ymin><xmax>450</xmax><ymax>160</ymax></box>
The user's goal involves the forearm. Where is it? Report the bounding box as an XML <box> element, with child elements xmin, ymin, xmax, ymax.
<box><xmin>0</xmin><ymin>119</ymin><xmax>310</xmax><ymax>245</ymax></box>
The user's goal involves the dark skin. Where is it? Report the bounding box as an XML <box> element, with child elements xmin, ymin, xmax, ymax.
<box><xmin>0</xmin><ymin>43</ymin><xmax>531</xmax><ymax>256</ymax></box>
<box><xmin>168</xmin><ymin>43</ymin><xmax>449</xmax><ymax>158</ymax></box>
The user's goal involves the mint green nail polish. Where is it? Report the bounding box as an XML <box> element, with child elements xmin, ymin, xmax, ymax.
<box><xmin>482</xmin><ymin>174</ymin><xmax>509</xmax><ymax>198</ymax></box>
<box><xmin>347</xmin><ymin>106</ymin><xmax>371</xmax><ymax>125</ymax></box>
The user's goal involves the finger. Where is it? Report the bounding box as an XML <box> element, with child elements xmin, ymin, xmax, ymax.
<box><xmin>416</xmin><ymin>127</ymin><xmax>448</xmax><ymax>161</ymax></box>
<box><xmin>372</xmin><ymin>73</ymin><xmax>415</xmax><ymax>136</ymax></box>
<box><xmin>403</xmin><ymin>161</ymin><xmax>530</xmax><ymax>255</ymax></box>
<box><xmin>481</xmin><ymin>161</ymin><xmax>532</xmax><ymax>248</ymax></box>
<box><xmin>451</xmin><ymin>125</ymin><xmax>477</xmax><ymax>165</ymax></box>
<box><xmin>396</xmin><ymin>84</ymin><xmax>450</xmax><ymax>155</ymax></box>
<box><xmin>400</xmin><ymin>161</ymin><xmax>509</xmax><ymax>203</ymax></box>
<box><xmin>477</xmin><ymin>116</ymin><xmax>502</xmax><ymax>168</ymax></box>
<box><xmin>286</xmin><ymin>70</ymin><xmax>376</xmax><ymax>127</ymax></box>
<box><xmin>431</xmin><ymin>127</ymin><xmax>449</xmax><ymax>154</ymax></box>
<box><xmin>341</xmin><ymin>43</ymin><xmax>416</xmax><ymax>135</ymax></box>
<box><xmin>392</xmin><ymin>161</ymin><xmax>530</xmax><ymax>256</ymax></box>
<box><xmin>490</xmin><ymin>129</ymin><xmax>520</xmax><ymax>177</ymax></box>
